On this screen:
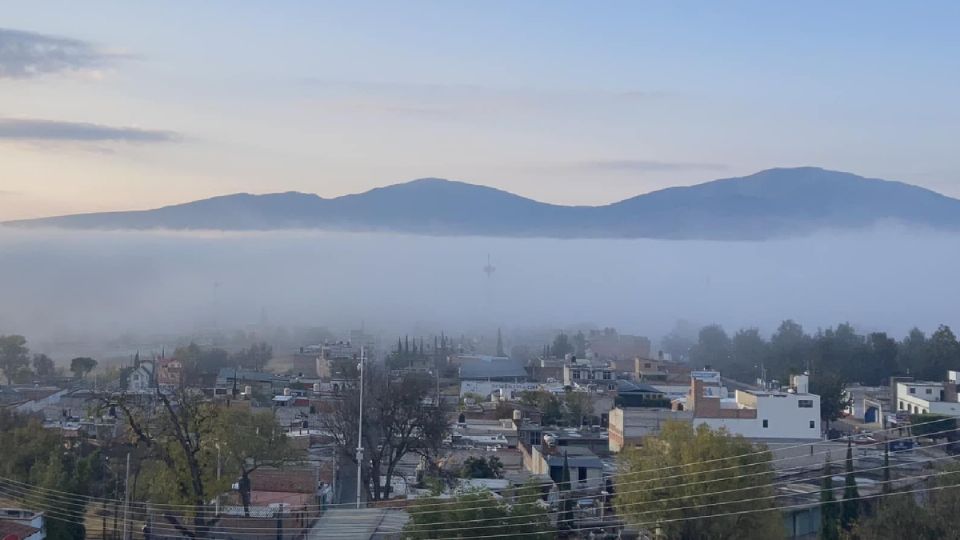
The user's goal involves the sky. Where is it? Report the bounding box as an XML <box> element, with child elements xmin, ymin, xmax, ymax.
<box><xmin>1</xmin><ymin>1</ymin><xmax>958</xmax><ymax>220</ymax></box>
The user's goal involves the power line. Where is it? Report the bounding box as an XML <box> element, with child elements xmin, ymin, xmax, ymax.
<box><xmin>4</xmin><ymin>432</ymin><xmax>958</xmax><ymax>537</ymax></box>
<box><xmin>0</xmin><ymin>417</ymin><xmax>945</xmax><ymax>531</ymax></box>
<box><xmin>0</xmin><ymin>417</ymin><xmax>940</xmax><ymax>519</ymax></box>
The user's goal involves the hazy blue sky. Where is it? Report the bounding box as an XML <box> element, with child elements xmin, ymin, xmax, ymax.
<box><xmin>1</xmin><ymin>1</ymin><xmax>958</xmax><ymax>219</ymax></box>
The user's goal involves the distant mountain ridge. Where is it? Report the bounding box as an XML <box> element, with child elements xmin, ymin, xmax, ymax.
<box><xmin>7</xmin><ymin>167</ymin><xmax>960</xmax><ymax>240</ymax></box>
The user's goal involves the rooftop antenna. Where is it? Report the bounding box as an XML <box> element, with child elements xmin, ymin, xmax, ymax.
<box><xmin>483</xmin><ymin>254</ymin><xmax>496</xmax><ymax>278</ymax></box>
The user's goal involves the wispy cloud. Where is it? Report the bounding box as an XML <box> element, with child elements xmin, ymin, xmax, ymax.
<box><xmin>0</xmin><ymin>118</ymin><xmax>180</xmax><ymax>143</ymax></box>
<box><xmin>572</xmin><ymin>160</ymin><xmax>729</xmax><ymax>173</ymax></box>
<box><xmin>0</xmin><ymin>27</ymin><xmax>121</xmax><ymax>79</ymax></box>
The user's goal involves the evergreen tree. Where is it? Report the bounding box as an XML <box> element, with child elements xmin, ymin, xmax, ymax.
<box><xmin>559</xmin><ymin>451</ymin><xmax>574</xmax><ymax>531</ymax></box>
<box><xmin>841</xmin><ymin>439</ymin><xmax>861</xmax><ymax>531</ymax></box>
<box><xmin>820</xmin><ymin>456</ymin><xmax>840</xmax><ymax>540</ymax></box>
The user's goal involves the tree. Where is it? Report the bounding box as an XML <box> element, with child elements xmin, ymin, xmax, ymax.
<box><xmin>689</xmin><ymin>324</ymin><xmax>732</xmax><ymax>371</ymax></box>
<box><xmin>460</xmin><ymin>456</ymin><xmax>503</xmax><ymax>479</ymax></box>
<box><xmin>176</xmin><ymin>343</ymin><xmax>232</xmax><ymax>384</ymax></box>
<box><xmin>730</xmin><ymin>328</ymin><xmax>768</xmax><ymax>383</ymax></box>
<box><xmin>0</xmin><ymin>410</ymin><xmax>93</xmax><ymax>540</ymax></box>
<box><xmin>558</xmin><ymin>451</ymin><xmax>574</xmax><ymax>531</ymax></box>
<box><xmin>909</xmin><ymin>414</ymin><xmax>956</xmax><ymax>440</ymax></box>
<box><xmin>321</xmin><ymin>367</ymin><xmax>451</xmax><ymax>501</ymax></box>
<box><xmin>920</xmin><ymin>325</ymin><xmax>960</xmax><ymax>380</ymax></box>
<box><xmin>615</xmin><ymin>422</ymin><xmax>782</xmax><ymax>539</ymax></box>
<box><xmin>214</xmin><ymin>408</ymin><xmax>300</xmax><ymax>516</ymax></box>
<box><xmin>572</xmin><ymin>330</ymin><xmax>587</xmax><ymax>357</ymax></box>
<box><xmin>820</xmin><ymin>457</ymin><xmax>839</xmax><ymax>540</ymax></box>
<box><xmin>841</xmin><ymin>440</ymin><xmax>860</xmax><ymax>531</ymax></box>
<box><xmin>404</xmin><ymin>482</ymin><xmax>553</xmax><ymax>539</ymax></box>
<box><xmin>660</xmin><ymin>320</ymin><xmax>697</xmax><ymax>362</ymax></box>
<box><xmin>32</xmin><ymin>353</ymin><xmax>55</xmax><ymax>378</ymax></box>
<box><xmin>233</xmin><ymin>342</ymin><xmax>272</xmax><ymax>371</ymax></box>
<box><xmin>769</xmin><ymin>320</ymin><xmax>813</xmax><ymax>380</ymax></box>
<box><xmin>898</xmin><ymin>328</ymin><xmax>927</xmax><ymax>376</ymax></box>
<box><xmin>864</xmin><ymin>332</ymin><xmax>899</xmax><ymax>385</ymax></box>
<box><xmin>69</xmin><ymin>357</ymin><xmax>97</xmax><ymax>379</ymax></box>
<box><xmin>809</xmin><ymin>371</ymin><xmax>850</xmax><ymax>432</ymax></box>
<box><xmin>107</xmin><ymin>389</ymin><xmax>222</xmax><ymax>538</ymax></box>
<box><xmin>563</xmin><ymin>390</ymin><xmax>593</xmax><ymax>427</ymax></box>
<box><xmin>850</xmin><ymin>494</ymin><xmax>934</xmax><ymax>540</ymax></box>
<box><xmin>550</xmin><ymin>333</ymin><xmax>573</xmax><ymax>358</ymax></box>
<box><xmin>0</xmin><ymin>335</ymin><xmax>29</xmax><ymax>384</ymax></box>
<box><xmin>518</xmin><ymin>390</ymin><xmax>563</xmax><ymax>425</ymax></box>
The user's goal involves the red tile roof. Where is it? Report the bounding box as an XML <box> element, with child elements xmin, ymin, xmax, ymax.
<box><xmin>0</xmin><ymin>519</ymin><xmax>40</xmax><ymax>540</ymax></box>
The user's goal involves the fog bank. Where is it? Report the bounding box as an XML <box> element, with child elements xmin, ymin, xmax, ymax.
<box><xmin>0</xmin><ymin>226</ymin><xmax>957</xmax><ymax>352</ymax></box>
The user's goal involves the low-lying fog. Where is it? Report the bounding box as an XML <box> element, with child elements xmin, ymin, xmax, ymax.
<box><xmin>1</xmin><ymin>226</ymin><xmax>957</xmax><ymax>355</ymax></box>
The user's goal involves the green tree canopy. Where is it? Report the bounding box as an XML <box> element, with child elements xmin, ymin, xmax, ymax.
<box><xmin>213</xmin><ymin>408</ymin><xmax>301</xmax><ymax>516</ymax></box>
<box><xmin>460</xmin><ymin>456</ymin><xmax>504</xmax><ymax>479</ymax></box>
<box><xmin>615</xmin><ymin>422</ymin><xmax>783</xmax><ymax>539</ymax></box>
<box><xmin>31</xmin><ymin>353</ymin><xmax>56</xmax><ymax>378</ymax></box>
<box><xmin>689</xmin><ymin>324</ymin><xmax>732</xmax><ymax>371</ymax></box>
<box><xmin>0</xmin><ymin>334</ymin><xmax>30</xmax><ymax>384</ymax></box>
<box><xmin>69</xmin><ymin>356</ymin><xmax>97</xmax><ymax>379</ymax></box>
<box><xmin>404</xmin><ymin>483</ymin><xmax>553</xmax><ymax>539</ymax></box>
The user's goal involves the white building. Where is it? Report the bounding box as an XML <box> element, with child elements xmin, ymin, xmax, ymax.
<box><xmin>687</xmin><ymin>374</ymin><xmax>821</xmax><ymax>440</ymax></box>
<box><xmin>127</xmin><ymin>362</ymin><xmax>155</xmax><ymax>393</ymax></box>
<box><xmin>563</xmin><ymin>360</ymin><xmax>615</xmax><ymax>390</ymax></box>
<box><xmin>895</xmin><ymin>374</ymin><xmax>960</xmax><ymax>416</ymax></box>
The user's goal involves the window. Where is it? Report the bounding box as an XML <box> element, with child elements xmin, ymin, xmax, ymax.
<box><xmin>926</xmin><ymin>388</ymin><xmax>933</xmax><ymax>394</ymax></box>
<box><xmin>809</xmin><ymin>420</ymin><xmax>816</xmax><ymax>429</ymax></box>
<box><xmin>603</xmin><ymin>372</ymin><xmax>611</xmax><ymax>380</ymax></box>
<box><xmin>644</xmin><ymin>363</ymin><xmax>652</xmax><ymax>369</ymax></box>
<box><xmin>798</xmin><ymin>399</ymin><xmax>813</xmax><ymax>408</ymax></box>
<box><xmin>762</xmin><ymin>419</ymin><xmax>769</xmax><ymax>428</ymax></box>
<box><xmin>909</xmin><ymin>387</ymin><xmax>916</xmax><ymax>394</ymax></box>
<box><xmin>578</xmin><ymin>467</ymin><xmax>587</xmax><ymax>482</ymax></box>
<box><xmin>572</xmin><ymin>371</ymin><xmax>580</xmax><ymax>380</ymax></box>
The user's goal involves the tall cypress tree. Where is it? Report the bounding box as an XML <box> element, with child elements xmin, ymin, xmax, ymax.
<box><xmin>841</xmin><ymin>439</ymin><xmax>861</xmax><ymax>531</ymax></box>
<box><xmin>820</xmin><ymin>456</ymin><xmax>840</xmax><ymax>540</ymax></box>
<box><xmin>559</xmin><ymin>451</ymin><xmax>574</xmax><ymax>530</ymax></box>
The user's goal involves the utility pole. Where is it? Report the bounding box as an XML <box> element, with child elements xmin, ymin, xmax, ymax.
<box><xmin>356</xmin><ymin>346</ymin><xmax>365</xmax><ymax>509</ymax></box>
<box><xmin>122</xmin><ymin>453</ymin><xmax>130</xmax><ymax>540</ymax></box>
<box><xmin>331</xmin><ymin>452</ymin><xmax>338</xmax><ymax>505</ymax></box>
<box><xmin>216</xmin><ymin>442</ymin><xmax>222</xmax><ymax>515</ymax></box>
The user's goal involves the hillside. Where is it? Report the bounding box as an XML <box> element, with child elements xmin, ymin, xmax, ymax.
<box><xmin>8</xmin><ymin>168</ymin><xmax>960</xmax><ymax>240</ymax></box>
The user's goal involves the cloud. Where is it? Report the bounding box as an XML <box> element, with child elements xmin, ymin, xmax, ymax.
<box><xmin>0</xmin><ymin>27</ymin><xmax>119</xmax><ymax>79</ymax></box>
<box><xmin>0</xmin><ymin>118</ymin><xmax>180</xmax><ymax>143</ymax></box>
<box><xmin>572</xmin><ymin>160</ymin><xmax>729</xmax><ymax>173</ymax></box>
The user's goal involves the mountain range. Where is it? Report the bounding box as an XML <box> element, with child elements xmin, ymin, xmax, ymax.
<box><xmin>7</xmin><ymin>167</ymin><xmax>960</xmax><ymax>240</ymax></box>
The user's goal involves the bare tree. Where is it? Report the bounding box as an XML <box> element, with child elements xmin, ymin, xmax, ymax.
<box><xmin>104</xmin><ymin>389</ymin><xmax>220</xmax><ymax>539</ymax></box>
<box><xmin>321</xmin><ymin>366</ymin><xmax>450</xmax><ymax>501</ymax></box>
